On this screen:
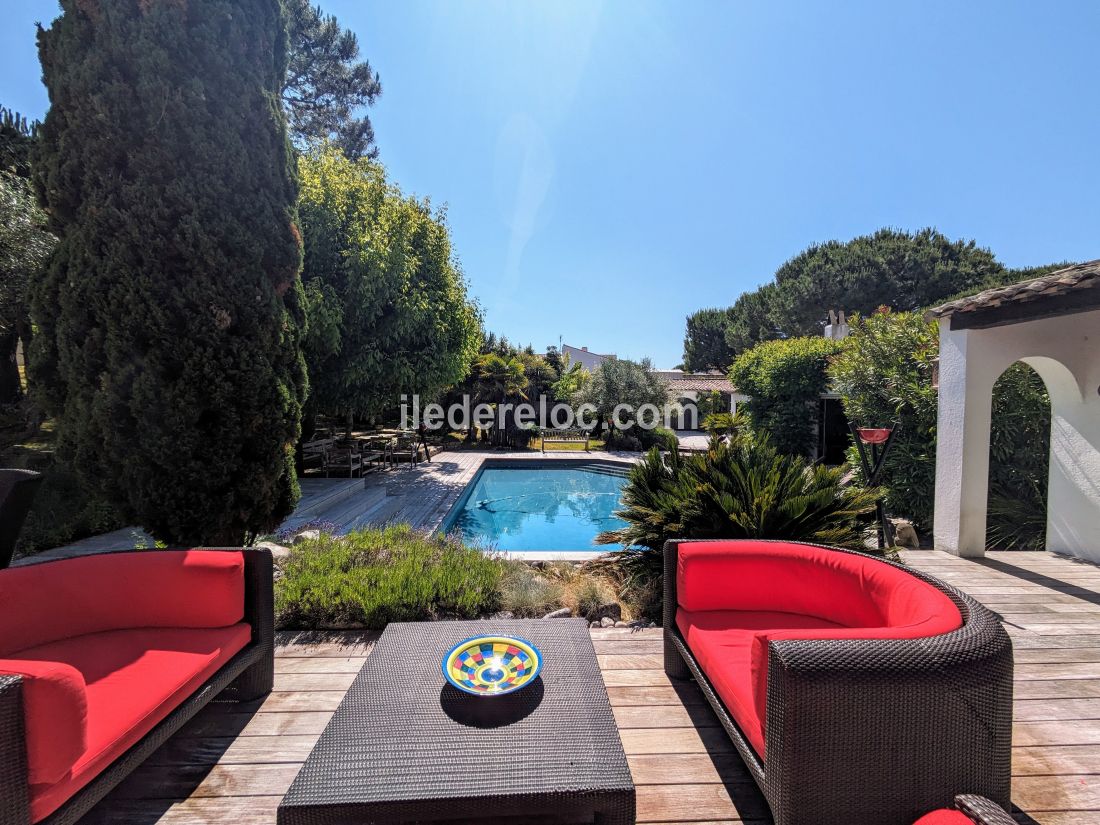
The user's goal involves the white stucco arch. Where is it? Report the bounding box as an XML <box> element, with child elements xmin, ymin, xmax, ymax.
<box><xmin>932</xmin><ymin>305</ymin><xmax>1100</xmax><ymax>561</ymax></box>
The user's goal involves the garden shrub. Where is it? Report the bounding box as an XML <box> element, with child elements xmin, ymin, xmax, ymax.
<box><xmin>729</xmin><ymin>337</ymin><xmax>844</xmax><ymax>456</ymax></box>
<box><xmin>276</xmin><ymin>525</ymin><xmax>504</xmax><ymax>628</ymax></box>
<box><xmin>497</xmin><ymin>561</ymin><xmax>564</xmax><ymax>617</ymax></box>
<box><xmin>16</xmin><ymin>461</ymin><xmax>126</xmax><ymax>556</ymax></box>
<box><xmin>987</xmin><ymin>363</ymin><xmax>1050</xmax><ymax>549</ymax></box>
<box><xmin>593</xmin><ymin>436</ymin><xmax>879</xmax><ymax>593</ymax></box>
<box><xmin>829</xmin><ymin>310</ymin><xmax>939</xmax><ymax>531</ymax></box>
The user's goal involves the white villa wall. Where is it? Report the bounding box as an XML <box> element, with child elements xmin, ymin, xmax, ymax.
<box><xmin>561</xmin><ymin>344</ymin><xmax>612</xmax><ymax>372</ymax></box>
<box><xmin>933</xmin><ymin>308</ymin><xmax>1100</xmax><ymax>562</ymax></box>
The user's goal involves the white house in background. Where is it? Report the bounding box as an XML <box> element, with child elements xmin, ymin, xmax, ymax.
<box><xmin>926</xmin><ymin>261</ymin><xmax>1100</xmax><ymax>563</ymax></box>
<box><xmin>561</xmin><ymin>344</ymin><xmax>614</xmax><ymax>372</ymax></box>
<box><xmin>653</xmin><ymin>370</ymin><xmax>744</xmax><ymax>420</ymax></box>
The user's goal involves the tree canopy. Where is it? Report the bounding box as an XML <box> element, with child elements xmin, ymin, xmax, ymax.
<box><xmin>682</xmin><ymin>306</ymin><xmax>736</xmax><ymax>372</ymax></box>
<box><xmin>684</xmin><ymin>228</ymin><xmax>1025</xmax><ymax>363</ymax></box>
<box><xmin>31</xmin><ymin>0</ymin><xmax>307</xmax><ymax>545</ymax></box>
<box><xmin>0</xmin><ymin>107</ymin><xmax>52</xmax><ymax>404</ymax></box>
<box><xmin>298</xmin><ymin>144</ymin><xmax>480</xmax><ymax>425</ymax></box>
<box><xmin>283</xmin><ymin>0</ymin><xmax>382</xmax><ymax>158</ymax></box>
<box><xmin>0</xmin><ymin>171</ymin><xmax>53</xmax><ymax>403</ymax></box>
<box><xmin>574</xmin><ymin>358</ymin><xmax>669</xmax><ymax>429</ymax></box>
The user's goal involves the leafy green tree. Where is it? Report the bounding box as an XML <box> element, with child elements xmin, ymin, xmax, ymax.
<box><xmin>724</xmin><ymin>283</ymin><xmax>782</xmax><ymax>357</ymax></box>
<box><xmin>729</xmin><ymin>337</ymin><xmax>843</xmax><ymax>456</ymax></box>
<box><xmin>683</xmin><ymin>307</ymin><xmax>736</xmax><ymax>372</ymax></box>
<box><xmin>283</xmin><ymin>0</ymin><xmax>382</xmax><ymax>158</ymax></box>
<box><xmin>766</xmin><ymin>228</ymin><xmax>1003</xmax><ymax>337</ymax></box>
<box><xmin>31</xmin><ymin>0</ymin><xmax>307</xmax><ymax>545</ymax></box>
<box><xmin>0</xmin><ymin>171</ymin><xmax>54</xmax><ymax>403</ymax></box>
<box><xmin>298</xmin><ymin>145</ymin><xmax>480</xmax><ymax>433</ymax></box>
<box><xmin>0</xmin><ymin>109</ymin><xmax>53</xmax><ymax>405</ymax></box>
<box><xmin>551</xmin><ymin>357</ymin><xmax>590</xmax><ymax>402</ymax></box>
<box><xmin>710</xmin><ymin>229</ymin><xmax>1007</xmax><ymax>360</ymax></box>
<box><xmin>574</xmin><ymin>358</ymin><xmax>669</xmax><ymax>432</ymax></box>
<box><xmin>475</xmin><ymin>353</ymin><xmax>528</xmax><ymax>405</ymax></box>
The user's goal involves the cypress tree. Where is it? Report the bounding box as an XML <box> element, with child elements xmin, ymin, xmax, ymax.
<box><xmin>32</xmin><ymin>0</ymin><xmax>307</xmax><ymax>545</ymax></box>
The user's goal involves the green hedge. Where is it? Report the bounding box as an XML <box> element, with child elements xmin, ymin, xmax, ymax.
<box><xmin>728</xmin><ymin>337</ymin><xmax>844</xmax><ymax>456</ymax></box>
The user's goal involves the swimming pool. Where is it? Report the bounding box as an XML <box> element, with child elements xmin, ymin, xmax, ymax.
<box><xmin>442</xmin><ymin>461</ymin><xmax>631</xmax><ymax>554</ymax></box>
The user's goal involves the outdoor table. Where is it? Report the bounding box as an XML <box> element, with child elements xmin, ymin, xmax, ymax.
<box><xmin>278</xmin><ymin>618</ymin><xmax>635</xmax><ymax>825</ymax></box>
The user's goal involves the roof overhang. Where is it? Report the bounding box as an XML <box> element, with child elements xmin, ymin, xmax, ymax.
<box><xmin>925</xmin><ymin>260</ymin><xmax>1100</xmax><ymax>330</ymax></box>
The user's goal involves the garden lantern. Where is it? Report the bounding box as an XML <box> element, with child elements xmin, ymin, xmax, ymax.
<box><xmin>849</xmin><ymin>423</ymin><xmax>900</xmax><ymax>550</ymax></box>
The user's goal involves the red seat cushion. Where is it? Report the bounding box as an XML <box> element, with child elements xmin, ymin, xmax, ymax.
<box><xmin>675</xmin><ymin>541</ymin><xmax>964</xmax><ymax>759</ymax></box>
<box><xmin>14</xmin><ymin>624</ymin><xmax>251</xmax><ymax>823</ymax></box>
<box><xmin>912</xmin><ymin>810</ymin><xmax>973</xmax><ymax>824</ymax></box>
<box><xmin>0</xmin><ymin>550</ymin><xmax>245</xmax><ymax>655</ymax></box>
<box><xmin>676</xmin><ymin>607</ymin><xmax>844</xmax><ymax>756</ymax></box>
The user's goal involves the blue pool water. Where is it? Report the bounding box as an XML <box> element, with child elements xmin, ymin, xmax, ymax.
<box><xmin>443</xmin><ymin>464</ymin><xmax>629</xmax><ymax>552</ymax></box>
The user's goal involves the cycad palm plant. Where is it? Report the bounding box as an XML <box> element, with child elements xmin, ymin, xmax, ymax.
<box><xmin>593</xmin><ymin>435</ymin><xmax>880</xmax><ymax>585</ymax></box>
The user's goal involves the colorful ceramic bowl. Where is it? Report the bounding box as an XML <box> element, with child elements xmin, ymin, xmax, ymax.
<box><xmin>442</xmin><ymin>635</ymin><xmax>542</xmax><ymax>697</ymax></box>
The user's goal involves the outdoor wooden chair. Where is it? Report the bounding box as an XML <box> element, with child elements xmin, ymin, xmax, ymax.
<box><xmin>322</xmin><ymin>445</ymin><xmax>363</xmax><ymax>478</ymax></box>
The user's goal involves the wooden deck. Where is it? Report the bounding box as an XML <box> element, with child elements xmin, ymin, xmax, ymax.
<box><xmin>77</xmin><ymin>549</ymin><xmax>1100</xmax><ymax>824</ymax></box>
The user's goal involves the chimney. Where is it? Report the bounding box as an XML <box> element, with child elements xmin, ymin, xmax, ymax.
<box><xmin>581</xmin><ymin>346</ymin><xmax>588</xmax><ymax>351</ymax></box>
<box><xmin>824</xmin><ymin>310</ymin><xmax>849</xmax><ymax>341</ymax></box>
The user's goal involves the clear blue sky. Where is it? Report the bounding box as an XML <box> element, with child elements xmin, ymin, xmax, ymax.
<box><xmin>3</xmin><ymin>2</ymin><xmax>1099</xmax><ymax>367</ymax></box>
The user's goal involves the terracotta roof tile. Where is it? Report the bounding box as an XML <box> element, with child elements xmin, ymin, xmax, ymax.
<box><xmin>925</xmin><ymin>260</ymin><xmax>1100</xmax><ymax>319</ymax></box>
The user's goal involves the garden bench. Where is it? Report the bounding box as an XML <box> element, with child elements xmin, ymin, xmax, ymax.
<box><xmin>540</xmin><ymin>428</ymin><xmax>590</xmax><ymax>452</ymax></box>
<box><xmin>300</xmin><ymin>437</ymin><xmax>333</xmax><ymax>471</ymax></box>
<box><xmin>322</xmin><ymin>445</ymin><xmax>363</xmax><ymax>477</ymax></box>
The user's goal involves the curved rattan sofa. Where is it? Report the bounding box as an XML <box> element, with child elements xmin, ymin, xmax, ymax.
<box><xmin>663</xmin><ymin>539</ymin><xmax>1013</xmax><ymax>825</ymax></box>
<box><xmin>0</xmin><ymin>548</ymin><xmax>273</xmax><ymax>825</ymax></box>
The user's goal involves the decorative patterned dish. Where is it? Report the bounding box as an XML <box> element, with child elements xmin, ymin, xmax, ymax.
<box><xmin>443</xmin><ymin>635</ymin><xmax>542</xmax><ymax>696</ymax></box>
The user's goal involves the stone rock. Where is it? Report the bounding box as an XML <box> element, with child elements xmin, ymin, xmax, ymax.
<box><xmin>891</xmin><ymin>519</ymin><xmax>920</xmax><ymax>549</ymax></box>
<box><xmin>599</xmin><ymin>616</ymin><xmax>615</xmax><ymax>628</ymax></box>
<box><xmin>586</xmin><ymin>602</ymin><xmax>622</xmax><ymax>623</ymax></box>
<box><xmin>293</xmin><ymin>530</ymin><xmax>320</xmax><ymax>545</ymax></box>
<box><xmin>543</xmin><ymin>607</ymin><xmax>572</xmax><ymax>619</ymax></box>
<box><xmin>255</xmin><ymin>541</ymin><xmax>291</xmax><ymax>560</ymax></box>
<box><xmin>590</xmin><ymin>621</ymin><xmax>601</xmax><ymax>628</ymax></box>
<box><xmin>613</xmin><ymin>621</ymin><xmax>629</xmax><ymax>628</ymax></box>
<box><xmin>491</xmin><ymin>611</ymin><xmax>515</xmax><ymax>620</ymax></box>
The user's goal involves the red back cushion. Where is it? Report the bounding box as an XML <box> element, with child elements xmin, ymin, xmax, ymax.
<box><xmin>676</xmin><ymin>540</ymin><xmax>953</xmax><ymax>628</ymax></box>
<box><xmin>0</xmin><ymin>550</ymin><xmax>245</xmax><ymax>655</ymax></box>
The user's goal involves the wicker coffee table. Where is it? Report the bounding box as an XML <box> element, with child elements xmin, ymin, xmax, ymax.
<box><xmin>278</xmin><ymin>618</ymin><xmax>635</xmax><ymax>824</ymax></box>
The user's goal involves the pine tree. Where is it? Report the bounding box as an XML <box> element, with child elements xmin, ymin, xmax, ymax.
<box><xmin>32</xmin><ymin>0</ymin><xmax>307</xmax><ymax>545</ymax></box>
<box><xmin>284</xmin><ymin>0</ymin><xmax>382</xmax><ymax>158</ymax></box>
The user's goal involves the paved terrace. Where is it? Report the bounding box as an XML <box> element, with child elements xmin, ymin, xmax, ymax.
<box><xmin>73</xmin><ymin>549</ymin><xmax>1100</xmax><ymax>824</ymax></box>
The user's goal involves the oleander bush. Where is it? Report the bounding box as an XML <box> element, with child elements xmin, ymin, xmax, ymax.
<box><xmin>275</xmin><ymin>525</ymin><xmax>504</xmax><ymax>628</ymax></box>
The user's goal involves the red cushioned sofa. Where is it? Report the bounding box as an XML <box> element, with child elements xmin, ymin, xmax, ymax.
<box><xmin>663</xmin><ymin>540</ymin><xmax>1013</xmax><ymax>825</ymax></box>
<box><xmin>0</xmin><ymin>548</ymin><xmax>274</xmax><ymax>825</ymax></box>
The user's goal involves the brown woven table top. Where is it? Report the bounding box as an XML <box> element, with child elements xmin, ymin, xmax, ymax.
<box><xmin>277</xmin><ymin>618</ymin><xmax>635</xmax><ymax>825</ymax></box>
